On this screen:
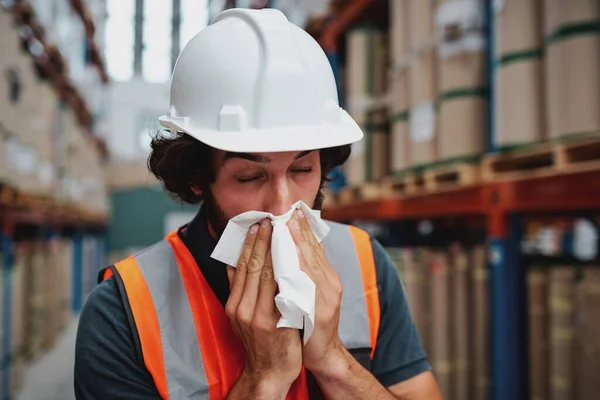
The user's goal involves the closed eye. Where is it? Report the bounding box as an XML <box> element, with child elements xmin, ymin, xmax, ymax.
<box><xmin>291</xmin><ymin>167</ymin><xmax>313</xmax><ymax>174</ymax></box>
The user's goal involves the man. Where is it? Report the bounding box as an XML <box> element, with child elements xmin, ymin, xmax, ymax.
<box><xmin>74</xmin><ymin>7</ymin><xmax>442</xmax><ymax>400</ymax></box>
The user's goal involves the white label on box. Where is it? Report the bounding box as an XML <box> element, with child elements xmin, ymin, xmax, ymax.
<box><xmin>436</xmin><ymin>0</ymin><xmax>485</xmax><ymax>59</ymax></box>
<box><xmin>410</xmin><ymin>103</ymin><xmax>436</xmax><ymax>143</ymax></box>
<box><xmin>38</xmin><ymin>160</ymin><xmax>55</xmax><ymax>186</ymax></box>
<box><xmin>4</xmin><ymin>138</ymin><xmax>19</xmax><ymax>171</ymax></box>
<box><xmin>573</xmin><ymin>219</ymin><xmax>598</xmax><ymax>261</ymax></box>
<box><xmin>493</xmin><ymin>0</ymin><xmax>505</xmax><ymax>14</ymax></box>
<box><xmin>20</xmin><ymin>145</ymin><xmax>39</xmax><ymax>176</ymax></box>
<box><xmin>534</xmin><ymin>226</ymin><xmax>563</xmax><ymax>256</ymax></box>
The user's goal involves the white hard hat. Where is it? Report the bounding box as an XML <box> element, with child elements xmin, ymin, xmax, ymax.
<box><xmin>158</xmin><ymin>8</ymin><xmax>363</xmax><ymax>153</ymax></box>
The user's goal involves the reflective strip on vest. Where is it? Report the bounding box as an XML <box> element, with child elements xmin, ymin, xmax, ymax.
<box><xmin>109</xmin><ymin>222</ymin><xmax>379</xmax><ymax>399</ymax></box>
<box><xmin>322</xmin><ymin>221</ymin><xmax>376</xmax><ymax>351</ymax></box>
<box><xmin>114</xmin><ymin>241</ymin><xmax>209</xmax><ymax>399</ymax></box>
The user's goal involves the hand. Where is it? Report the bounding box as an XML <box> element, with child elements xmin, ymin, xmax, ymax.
<box><xmin>225</xmin><ymin>218</ymin><xmax>302</xmax><ymax>398</ymax></box>
<box><xmin>287</xmin><ymin>209</ymin><xmax>347</xmax><ymax>376</ymax></box>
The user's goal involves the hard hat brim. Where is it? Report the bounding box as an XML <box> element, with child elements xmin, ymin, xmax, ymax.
<box><xmin>157</xmin><ymin>110</ymin><xmax>364</xmax><ymax>153</ymax></box>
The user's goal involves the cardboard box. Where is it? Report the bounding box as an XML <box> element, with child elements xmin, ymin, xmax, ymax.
<box><xmin>451</xmin><ymin>245</ymin><xmax>470</xmax><ymax>400</ymax></box>
<box><xmin>408</xmin><ymin>0</ymin><xmax>438</xmax><ymax>166</ymax></box>
<box><xmin>438</xmin><ymin>97</ymin><xmax>486</xmax><ymax>159</ymax></box>
<box><xmin>543</xmin><ymin>0</ymin><xmax>600</xmax><ymax>139</ymax></box>
<box><xmin>470</xmin><ymin>245</ymin><xmax>490</xmax><ymax>400</ymax></box>
<box><xmin>527</xmin><ymin>268</ymin><xmax>549</xmax><ymax>400</ymax></box>
<box><xmin>548</xmin><ymin>266</ymin><xmax>575</xmax><ymax>400</ymax></box>
<box><xmin>576</xmin><ymin>267</ymin><xmax>600</xmax><ymax>400</ymax></box>
<box><xmin>495</xmin><ymin>0</ymin><xmax>543</xmax><ymax>55</ymax></box>
<box><xmin>430</xmin><ymin>250</ymin><xmax>453</xmax><ymax>398</ymax></box>
<box><xmin>495</xmin><ymin>59</ymin><xmax>545</xmax><ymax>147</ymax></box>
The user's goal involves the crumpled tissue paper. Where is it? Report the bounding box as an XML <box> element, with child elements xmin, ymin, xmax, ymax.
<box><xmin>210</xmin><ymin>200</ymin><xmax>330</xmax><ymax>343</ymax></box>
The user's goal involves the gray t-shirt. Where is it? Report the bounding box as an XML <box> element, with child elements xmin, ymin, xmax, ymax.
<box><xmin>74</xmin><ymin>210</ymin><xmax>430</xmax><ymax>398</ymax></box>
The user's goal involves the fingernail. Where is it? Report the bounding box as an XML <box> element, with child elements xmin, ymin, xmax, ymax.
<box><xmin>260</xmin><ymin>218</ymin><xmax>270</xmax><ymax>228</ymax></box>
<box><xmin>289</xmin><ymin>219</ymin><xmax>300</xmax><ymax>231</ymax></box>
<box><xmin>250</xmin><ymin>224</ymin><xmax>259</xmax><ymax>234</ymax></box>
<box><xmin>297</xmin><ymin>209</ymin><xmax>305</xmax><ymax>219</ymax></box>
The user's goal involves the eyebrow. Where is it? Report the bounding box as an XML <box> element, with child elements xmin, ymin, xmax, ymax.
<box><xmin>222</xmin><ymin>150</ymin><xmax>313</xmax><ymax>165</ymax></box>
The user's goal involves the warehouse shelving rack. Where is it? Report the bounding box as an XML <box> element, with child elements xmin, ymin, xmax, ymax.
<box><xmin>314</xmin><ymin>1</ymin><xmax>600</xmax><ymax>399</ymax></box>
<box><xmin>0</xmin><ymin>201</ymin><xmax>108</xmax><ymax>399</ymax></box>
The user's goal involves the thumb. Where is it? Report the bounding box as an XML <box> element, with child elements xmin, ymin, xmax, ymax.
<box><xmin>227</xmin><ymin>265</ymin><xmax>235</xmax><ymax>290</ymax></box>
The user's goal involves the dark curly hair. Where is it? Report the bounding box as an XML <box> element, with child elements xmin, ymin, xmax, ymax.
<box><xmin>147</xmin><ymin>130</ymin><xmax>351</xmax><ymax>205</ymax></box>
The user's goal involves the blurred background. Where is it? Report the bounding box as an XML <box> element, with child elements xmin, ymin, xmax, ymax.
<box><xmin>0</xmin><ymin>0</ymin><xmax>599</xmax><ymax>399</ymax></box>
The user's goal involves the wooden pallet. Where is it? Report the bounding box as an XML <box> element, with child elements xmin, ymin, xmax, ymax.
<box><xmin>0</xmin><ymin>183</ymin><xmax>18</xmax><ymax>206</ymax></box>
<box><xmin>383</xmin><ymin>163</ymin><xmax>480</xmax><ymax>197</ymax></box>
<box><xmin>331</xmin><ymin>182</ymin><xmax>384</xmax><ymax>205</ymax></box>
<box><xmin>483</xmin><ymin>136</ymin><xmax>600</xmax><ymax>181</ymax></box>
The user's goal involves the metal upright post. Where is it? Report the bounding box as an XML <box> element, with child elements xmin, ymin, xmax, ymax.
<box><xmin>72</xmin><ymin>229</ymin><xmax>84</xmax><ymax>313</ymax></box>
<box><xmin>1</xmin><ymin>221</ymin><xmax>14</xmax><ymax>400</ymax></box>
<box><xmin>490</xmin><ymin>213</ymin><xmax>527</xmax><ymax>400</ymax></box>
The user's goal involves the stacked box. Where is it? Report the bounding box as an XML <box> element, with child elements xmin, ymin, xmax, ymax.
<box><xmin>430</xmin><ymin>250</ymin><xmax>452</xmax><ymax>398</ymax></box>
<box><xmin>543</xmin><ymin>0</ymin><xmax>600</xmax><ymax>139</ymax></box>
<box><xmin>436</xmin><ymin>0</ymin><xmax>487</xmax><ymax>160</ymax></box>
<box><xmin>23</xmin><ymin>241</ymin><xmax>46</xmax><ymax>360</ymax></box>
<box><xmin>389</xmin><ymin>0</ymin><xmax>411</xmax><ymax>172</ymax></box>
<box><xmin>576</xmin><ymin>267</ymin><xmax>600</xmax><ymax>400</ymax></box>
<box><xmin>57</xmin><ymin>238</ymin><xmax>74</xmax><ymax>331</ymax></box>
<box><xmin>345</xmin><ymin>28</ymin><xmax>370</xmax><ymax>185</ymax></box>
<box><xmin>41</xmin><ymin>237</ymin><xmax>61</xmax><ymax>350</ymax></box>
<box><xmin>548</xmin><ymin>266</ymin><xmax>575</xmax><ymax>400</ymax></box>
<box><xmin>527</xmin><ymin>267</ymin><xmax>549</xmax><ymax>400</ymax></box>
<box><xmin>344</xmin><ymin>27</ymin><xmax>388</xmax><ymax>184</ymax></box>
<box><xmin>451</xmin><ymin>244</ymin><xmax>470</xmax><ymax>400</ymax></box>
<box><xmin>470</xmin><ymin>245</ymin><xmax>490</xmax><ymax>400</ymax></box>
<box><xmin>402</xmin><ymin>248</ymin><xmax>432</xmax><ymax>355</ymax></box>
<box><xmin>494</xmin><ymin>0</ymin><xmax>545</xmax><ymax>148</ymax></box>
<box><xmin>408</xmin><ymin>0</ymin><xmax>438</xmax><ymax>165</ymax></box>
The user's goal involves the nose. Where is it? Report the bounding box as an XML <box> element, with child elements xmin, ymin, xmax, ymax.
<box><xmin>264</xmin><ymin>176</ymin><xmax>293</xmax><ymax>216</ymax></box>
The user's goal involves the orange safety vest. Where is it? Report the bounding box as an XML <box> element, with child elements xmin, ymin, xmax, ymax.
<box><xmin>101</xmin><ymin>220</ymin><xmax>380</xmax><ymax>399</ymax></box>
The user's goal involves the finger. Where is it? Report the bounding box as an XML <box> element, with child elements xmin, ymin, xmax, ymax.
<box><xmin>238</xmin><ymin>219</ymin><xmax>272</xmax><ymax>322</ymax></box>
<box><xmin>227</xmin><ymin>265</ymin><xmax>235</xmax><ymax>290</ymax></box>
<box><xmin>296</xmin><ymin>209</ymin><xmax>321</xmax><ymax>248</ymax></box>
<box><xmin>288</xmin><ymin>214</ymin><xmax>313</xmax><ymax>266</ymax></box>
<box><xmin>226</xmin><ymin>223</ymin><xmax>259</xmax><ymax>316</ymax></box>
<box><xmin>255</xmin><ymin>248</ymin><xmax>278</xmax><ymax>318</ymax></box>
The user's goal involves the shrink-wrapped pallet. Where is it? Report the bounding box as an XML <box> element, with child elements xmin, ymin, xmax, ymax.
<box><xmin>389</xmin><ymin>0</ymin><xmax>411</xmax><ymax>171</ymax></box>
<box><xmin>494</xmin><ymin>0</ymin><xmax>545</xmax><ymax>147</ymax></box>
<box><xmin>436</xmin><ymin>0</ymin><xmax>487</xmax><ymax>160</ymax></box>
<box><xmin>543</xmin><ymin>0</ymin><xmax>600</xmax><ymax>139</ymax></box>
<box><xmin>527</xmin><ymin>267</ymin><xmax>549</xmax><ymax>400</ymax></box>
<box><xmin>408</xmin><ymin>0</ymin><xmax>438</xmax><ymax>165</ymax></box>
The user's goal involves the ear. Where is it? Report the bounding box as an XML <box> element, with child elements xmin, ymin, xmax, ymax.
<box><xmin>190</xmin><ymin>185</ymin><xmax>202</xmax><ymax>195</ymax></box>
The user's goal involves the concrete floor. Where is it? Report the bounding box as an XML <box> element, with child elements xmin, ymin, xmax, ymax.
<box><xmin>16</xmin><ymin>317</ymin><xmax>78</xmax><ymax>400</ymax></box>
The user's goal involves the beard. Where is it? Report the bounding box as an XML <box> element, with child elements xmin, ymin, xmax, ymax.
<box><xmin>203</xmin><ymin>182</ymin><xmax>327</xmax><ymax>239</ymax></box>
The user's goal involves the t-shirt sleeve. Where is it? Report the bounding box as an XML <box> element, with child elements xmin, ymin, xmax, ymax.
<box><xmin>370</xmin><ymin>239</ymin><xmax>432</xmax><ymax>387</ymax></box>
<box><xmin>74</xmin><ymin>275</ymin><xmax>162</xmax><ymax>399</ymax></box>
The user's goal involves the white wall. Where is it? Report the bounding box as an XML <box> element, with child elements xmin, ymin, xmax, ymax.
<box><xmin>106</xmin><ymin>77</ymin><xmax>170</xmax><ymax>161</ymax></box>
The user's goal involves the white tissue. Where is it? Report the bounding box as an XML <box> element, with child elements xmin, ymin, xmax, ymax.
<box><xmin>210</xmin><ymin>200</ymin><xmax>330</xmax><ymax>343</ymax></box>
